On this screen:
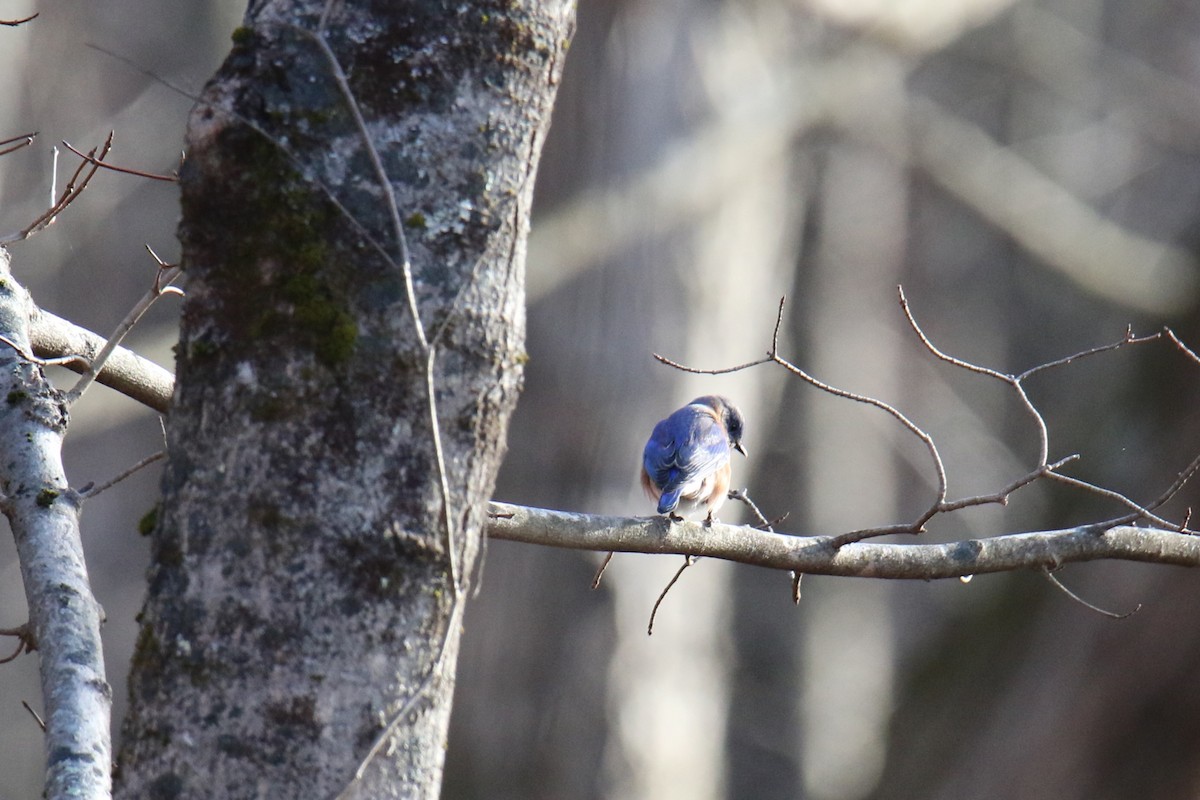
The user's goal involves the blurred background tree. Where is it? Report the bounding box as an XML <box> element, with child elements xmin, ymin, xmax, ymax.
<box><xmin>2</xmin><ymin>0</ymin><xmax>1199</xmax><ymax>798</ymax></box>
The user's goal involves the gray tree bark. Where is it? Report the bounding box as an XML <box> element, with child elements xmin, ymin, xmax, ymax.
<box><xmin>112</xmin><ymin>1</ymin><xmax>573</xmax><ymax>798</ymax></box>
<box><xmin>0</xmin><ymin>249</ymin><xmax>111</xmax><ymax>800</ymax></box>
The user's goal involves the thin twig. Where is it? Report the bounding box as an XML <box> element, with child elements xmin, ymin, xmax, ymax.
<box><xmin>656</xmin><ymin>296</ymin><xmax>951</xmax><ymax>542</ymax></box>
<box><xmin>0</xmin><ymin>132</ymin><xmax>113</xmax><ymax>244</ymax></box>
<box><xmin>647</xmin><ymin>556</ymin><xmax>695</xmax><ymax>636</ymax></box>
<box><xmin>61</xmin><ymin>139</ymin><xmax>179</xmax><ymax>182</ymax></box>
<box><xmin>65</xmin><ymin>257</ymin><xmax>182</xmax><ymax>406</ymax></box>
<box><xmin>21</xmin><ymin>700</ymin><xmax>46</xmax><ymax>731</ymax></box>
<box><xmin>1164</xmin><ymin>327</ymin><xmax>1200</xmax><ymax>366</ymax></box>
<box><xmin>0</xmin><ymin>131</ymin><xmax>36</xmax><ymax>157</ymax></box>
<box><xmin>83</xmin><ymin>451</ymin><xmax>166</xmax><ymax>499</ymax></box>
<box><xmin>1043</xmin><ymin>568</ymin><xmax>1141</xmax><ymax>619</ymax></box>
<box><xmin>1017</xmin><ymin>326</ymin><xmax>1161</xmax><ymax>381</ymax></box>
<box><xmin>1044</xmin><ymin>470</ymin><xmax>1187</xmax><ymax>532</ymax></box>
<box><xmin>0</xmin><ymin>624</ymin><xmax>35</xmax><ymax>664</ymax></box>
<box><xmin>591</xmin><ymin>551</ymin><xmax>615</xmax><ymax>589</ymax></box>
<box><xmin>339</xmin><ymin>595</ymin><xmax>464</xmax><ymax>793</ymax></box>
<box><xmin>296</xmin><ymin>26</ymin><xmax>462</xmax><ymax>599</ymax></box>
<box><xmin>0</xmin><ymin>333</ymin><xmax>90</xmax><ymax>369</ymax></box>
<box><xmin>729</xmin><ymin>488</ymin><xmax>802</xmax><ymax>603</ymax></box>
<box><xmin>0</xmin><ymin>12</ymin><xmax>38</xmax><ymax>25</ymax></box>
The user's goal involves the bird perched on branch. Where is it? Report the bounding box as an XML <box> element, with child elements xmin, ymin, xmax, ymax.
<box><xmin>641</xmin><ymin>395</ymin><xmax>746</xmax><ymax>522</ymax></box>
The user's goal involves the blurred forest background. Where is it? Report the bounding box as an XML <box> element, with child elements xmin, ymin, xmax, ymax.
<box><xmin>3</xmin><ymin>0</ymin><xmax>1200</xmax><ymax>798</ymax></box>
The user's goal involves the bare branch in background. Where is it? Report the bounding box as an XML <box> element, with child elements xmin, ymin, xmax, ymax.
<box><xmin>0</xmin><ymin>623</ymin><xmax>36</xmax><ymax>664</ymax></box>
<box><xmin>0</xmin><ymin>12</ymin><xmax>37</xmax><ymax>26</ymax></box>
<box><xmin>82</xmin><ymin>451</ymin><xmax>166</xmax><ymax>500</ymax></box>
<box><xmin>0</xmin><ymin>132</ymin><xmax>113</xmax><ymax>244</ymax></box>
<box><xmin>61</xmin><ymin>139</ymin><xmax>180</xmax><ymax>182</ymax></box>
<box><xmin>655</xmin><ymin>289</ymin><xmax>1190</xmax><ymax>552</ymax></box>
<box><xmin>1165</xmin><ymin>327</ymin><xmax>1200</xmax><ymax>367</ymax></box>
<box><xmin>1043</xmin><ymin>568</ymin><xmax>1141</xmax><ymax>620</ymax></box>
<box><xmin>0</xmin><ymin>131</ymin><xmax>36</xmax><ymax>156</ymax></box>
<box><xmin>64</xmin><ymin>250</ymin><xmax>182</xmax><ymax>407</ymax></box>
<box><xmin>647</xmin><ymin>556</ymin><xmax>695</xmax><ymax>636</ymax></box>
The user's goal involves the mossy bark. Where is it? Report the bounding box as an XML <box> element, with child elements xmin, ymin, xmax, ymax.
<box><xmin>113</xmin><ymin>1</ymin><xmax>573</xmax><ymax>797</ymax></box>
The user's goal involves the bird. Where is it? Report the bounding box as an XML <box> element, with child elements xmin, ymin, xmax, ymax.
<box><xmin>641</xmin><ymin>395</ymin><xmax>746</xmax><ymax>522</ymax></box>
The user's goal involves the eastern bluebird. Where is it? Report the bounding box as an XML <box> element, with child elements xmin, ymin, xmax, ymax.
<box><xmin>641</xmin><ymin>395</ymin><xmax>747</xmax><ymax>522</ymax></box>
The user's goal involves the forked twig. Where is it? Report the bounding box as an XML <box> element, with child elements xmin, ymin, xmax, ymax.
<box><xmin>655</xmin><ymin>287</ymin><xmax>1190</xmax><ymax>571</ymax></box>
<box><xmin>0</xmin><ymin>132</ymin><xmax>114</xmax><ymax>244</ymax></box>
<box><xmin>0</xmin><ymin>131</ymin><xmax>36</xmax><ymax>157</ymax></box>
<box><xmin>65</xmin><ymin>249</ymin><xmax>182</xmax><ymax>406</ymax></box>
<box><xmin>729</xmin><ymin>488</ymin><xmax>801</xmax><ymax>602</ymax></box>
<box><xmin>0</xmin><ymin>624</ymin><xmax>36</xmax><ymax>664</ymax></box>
<box><xmin>61</xmin><ymin>139</ymin><xmax>179</xmax><ymax>182</ymax></box>
<box><xmin>0</xmin><ymin>333</ymin><xmax>90</xmax><ymax>370</ymax></box>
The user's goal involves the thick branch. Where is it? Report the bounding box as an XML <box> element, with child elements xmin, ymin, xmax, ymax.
<box><xmin>0</xmin><ymin>249</ymin><xmax>111</xmax><ymax>800</ymax></box>
<box><xmin>486</xmin><ymin>502</ymin><xmax>1200</xmax><ymax>579</ymax></box>
<box><xmin>29</xmin><ymin>308</ymin><xmax>173</xmax><ymax>413</ymax></box>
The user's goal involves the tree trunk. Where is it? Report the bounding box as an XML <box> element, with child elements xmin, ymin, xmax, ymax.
<box><xmin>113</xmin><ymin>1</ymin><xmax>573</xmax><ymax>797</ymax></box>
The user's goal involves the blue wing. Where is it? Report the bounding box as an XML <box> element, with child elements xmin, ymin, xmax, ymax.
<box><xmin>642</xmin><ymin>406</ymin><xmax>731</xmax><ymax>513</ymax></box>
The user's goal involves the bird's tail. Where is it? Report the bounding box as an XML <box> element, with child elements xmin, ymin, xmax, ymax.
<box><xmin>657</xmin><ymin>489</ymin><xmax>681</xmax><ymax>515</ymax></box>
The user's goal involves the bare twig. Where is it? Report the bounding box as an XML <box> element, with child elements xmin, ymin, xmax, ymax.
<box><xmin>1164</xmin><ymin>327</ymin><xmax>1200</xmax><ymax>366</ymax></box>
<box><xmin>0</xmin><ymin>623</ymin><xmax>36</xmax><ymax>664</ymax></box>
<box><xmin>296</xmin><ymin>25</ymin><xmax>463</xmax><ymax>601</ymax></box>
<box><xmin>592</xmin><ymin>551</ymin><xmax>615</xmax><ymax>589</ymax></box>
<box><xmin>61</xmin><ymin>139</ymin><xmax>179</xmax><ymax>182</ymax></box>
<box><xmin>655</xmin><ymin>289</ymin><xmax>1188</xmax><ymax>560</ymax></box>
<box><xmin>0</xmin><ymin>333</ymin><xmax>90</xmax><ymax>370</ymax></box>
<box><xmin>1043</xmin><ymin>568</ymin><xmax>1141</xmax><ymax>619</ymax></box>
<box><xmin>0</xmin><ymin>131</ymin><xmax>36</xmax><ymax>157</ymax></box>
<box><xmin>21</xmin><ymin>700</ymin><xmax>46</xmax><ymax>732</ymax></box>
<box><xmin>64</xmin><ymin>252</ymin><xmax>182</xmax><ymax>406</ymax></box>
<box><xmin>337</xmin><ymin>595</ymin><xmax>465</xmax><ymax>794</ymax></box>
<box><xmin>729</xmin><ymin>488</ymin><xmax>801</xmax><ymax>602</ymax></box>
<box><xmin>0</xmin><ymin>132</ymin><xmax>113</xmax><ymax>244</ymax></box>
<box><xmin>83</xmin><ymin>451</ymin><xmax>166</xmax><ymax>499</ymax></box>
<box><xmin>647</xmin><ymin>556</ymin><xmax>696</xmax><ymax>636</ymax></box>
<box><xmin>0</xmin><ymin>12</ymin><xmax>37</xmax><ymax>25</ymax></box>
<box><xmin>1044</xmin><ymin>470</ymin><xmax>1190</xmax><ymax>533</ymax></box>
<box><xmin>656</xmin><ymin>296</ymin><xmax>952</xmax><ymax>542</ymax></box>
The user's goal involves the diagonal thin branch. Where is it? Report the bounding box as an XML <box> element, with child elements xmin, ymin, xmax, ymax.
<box><xmin>0</xmin><ymin>132</ymin><xmax>113</xmax><ymax>245</ymax></box>
<box><xmin>647</xmin><ymin>556</ymin><xmax>695</xmax><ymax>636</ymax></box>
<box><xmin>61</xmin><ymin>139</ymin><xmax>179</xmax><ymax>182</ymax></box>
<box><xmin>64</xmin><ymin>256</ymin><xmax>182</xmax><ymax>407</ymax></box>
<box><xmin>0</xmin><ymin>131</ymin><xmax>37</xmax><ymax>156</ymax></box>
<box><xmin>1043</xmin><ymin>568</ymin><xmax>1141</xmax><ymax>619</ymax></box>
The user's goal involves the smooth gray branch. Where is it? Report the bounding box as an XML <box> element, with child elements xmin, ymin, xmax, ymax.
<box><xmin>29</xmin><ymin>307</ymin><xmax>173</xmax><ymax>414</ymax></box>
<box><xmin>486</xmin><ymin>501</ymin><xmax>1200</xmax><ymax>580</ymax></box>
<box><xmin>0</xmin><ymin>249</ymin><xmax>112</xmax><ymax>800</ymax></box>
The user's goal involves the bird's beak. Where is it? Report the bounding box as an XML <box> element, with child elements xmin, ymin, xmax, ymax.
<box><xmin>734</xmin><ymin>441</ymin><xmax>747</xmax><ymax>457</ymax></box>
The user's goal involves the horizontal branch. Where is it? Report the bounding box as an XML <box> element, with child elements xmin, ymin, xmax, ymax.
<box><xmin>29</xmin><ymin>308</ymin><xmax>173</xmax><ymax>414</ymax></box>
<box><xmin>486</xmin><ymin>502</ymin><xmax>1200</xmax><ymax>579</ymax></box>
